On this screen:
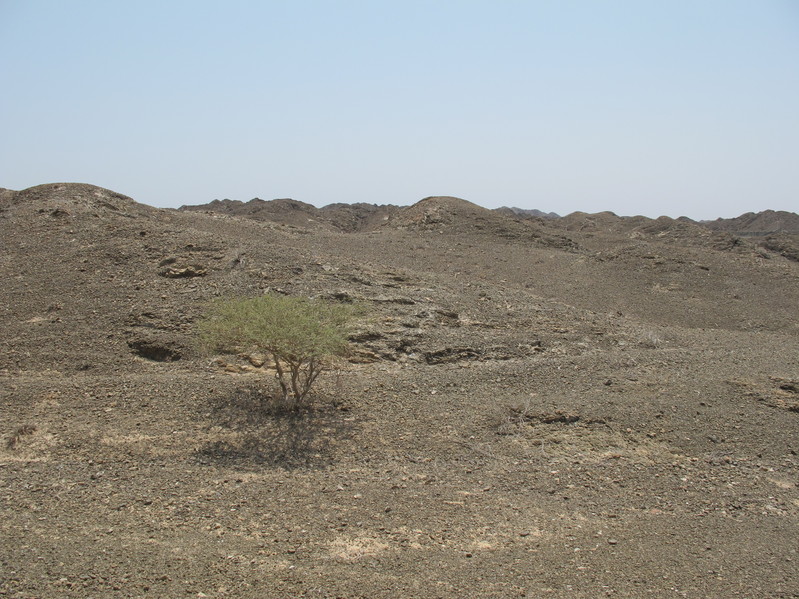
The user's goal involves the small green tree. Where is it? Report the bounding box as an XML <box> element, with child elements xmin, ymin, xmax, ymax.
<box><xmin>197</xmin><ymin>294</ymin><xmax>357</xmax><ymax>410</ymax></box>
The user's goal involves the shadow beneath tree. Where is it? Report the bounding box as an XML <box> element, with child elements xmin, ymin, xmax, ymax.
<box><xmin>196</xmin><ymin>384</ymin><xmax>356</xmax><ymax>470</ymax></box>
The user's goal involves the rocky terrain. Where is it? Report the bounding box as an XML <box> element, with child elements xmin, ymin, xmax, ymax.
<box><xmin>1</xmin><ymin>182</ymin><xmax>798</xmax><ymax>598</ymax></box>
<box><xmin>703</xmin><ymin>210</ymin><xmax>799</xmax><ymax>235</ymax></box>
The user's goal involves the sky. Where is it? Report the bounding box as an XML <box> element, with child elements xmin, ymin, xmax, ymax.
<box><xmin>1</xmin><ymin>1</ymin><xmax>797</xmax><ymax>219</ymax></box>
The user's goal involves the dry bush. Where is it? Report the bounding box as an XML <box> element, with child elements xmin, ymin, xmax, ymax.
<box><xmin>197</xmin><ymin>294</ymin><xmax>359</xmax><ymax>410</ymax></box>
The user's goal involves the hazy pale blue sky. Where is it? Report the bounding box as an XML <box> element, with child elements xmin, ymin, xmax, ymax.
<box><xmin>1</xmin><ymin>1</ymin><xmax>797</xmax><ymax>219</ymax></box>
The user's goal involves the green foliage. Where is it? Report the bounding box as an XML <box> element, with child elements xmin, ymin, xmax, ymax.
<box><xmin>197</xmin><ymin>294</ymin><xmax>358</xmax><ymax>409</ymax></box>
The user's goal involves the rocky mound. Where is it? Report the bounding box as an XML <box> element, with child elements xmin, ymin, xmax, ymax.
<box><xmin>0</xmin><ymin>182</ymin><xmax>154</xmax><ymax>219</ymax></box>
<box><xmin>386</xmin><ymin>196</ymin><xmax>498</xmax><ymax>230</ymax></box>
<box><xmin>377</xmin><ymin>196</ymin><xmax>578</xmax><ymax>251</ymax></box>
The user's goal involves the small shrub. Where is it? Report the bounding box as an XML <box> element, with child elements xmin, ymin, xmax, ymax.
<box><xmin>197</xmin><ymin>294</ymin><xmax>359</xmax><ymax>410</ymax></box>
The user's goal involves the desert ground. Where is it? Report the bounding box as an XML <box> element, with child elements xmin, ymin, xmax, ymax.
<box><xmin>1</xmin><ymin>183</ymin><xmax>797</xmax><ymax>598</ymax></box>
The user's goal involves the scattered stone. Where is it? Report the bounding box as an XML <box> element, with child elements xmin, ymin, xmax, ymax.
<box><xmin>159</xmin><ymin>265</ymin><xmax>207</xmax><ymax>278</ymax></box>
<box><xmin>248</xmin><ymin>353</ymin><xmax>266</xmax><ymax>367</ymax></box>
<box><xmin>424</xmin><ymin>347</ymin><xmax>482</xmax><ymax>365</ymax></box>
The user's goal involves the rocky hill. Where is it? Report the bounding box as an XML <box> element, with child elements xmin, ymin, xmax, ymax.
<box><xmin>2</xmin><ymin>182</ymin><xmax>798</xmax><ymax>598</ymax></box>
<box><xmin>181</xmin><ymin>195</ymin><xmax>563</xmax><ymax>233</ymax></box>
<box><xmin>182</xmin><ymin>196</ymin><xmax>799</xmax><ymax>261</ymax></box>
<box><xmin>703</xmin><ymin>209</ymin><xmax>799</xmax><ymax>235</ymax></box>
<box><xmin>495</xmin><ymin>206</ymin><xmax>560</xmax><ymax>219</ymax></box>
<box><xmin>180</xmin><ymin>197</ymin><xmax>400</xmax><ymax>232</ymax></box>
<box><xmin>698</xmin><ymin>210</ymin><xmax>799</xmax><ymax>262</ymax></box>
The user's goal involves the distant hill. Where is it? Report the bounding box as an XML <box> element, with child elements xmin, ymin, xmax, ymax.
<box><xmin>180</xmin><ymin>197</ymin><xmax>399</xmax><ymax>232</ymax></box>
<box><xmin>702</xmin><ymin>210</ymin><xmax>799</xmax><ymax>235</ymax></box>
<box><xmin>181</xmin><ymin>195</ymin><xmax>578</xmax><ymax>249</ymax></box>
<box><xmin>495</xmin><ymin>206</ymin><xmax>560</xmax><ymax>219</ymax></box>
<box><xmin>182</xmin><ymin>198</ymin><xmax>561</xmax><ymax>231</ymax></box>
<box><xmin>181</xmin><ymin>195</ymin><xmax>530</xmax><ymax>235</ymax></box>
<box><xmin>179</xmin><ymin>197</ymin><xmax>799</xmax><ymax>260</ymax></box>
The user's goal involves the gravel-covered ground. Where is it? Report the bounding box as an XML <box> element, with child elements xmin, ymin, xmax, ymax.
<box><xmin>1</xmin><ymin>184</ymin><xmax>798</xmax><ymax>598</ymax></box>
